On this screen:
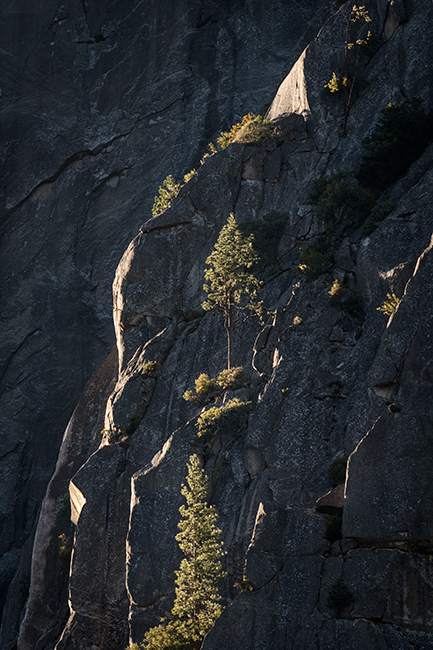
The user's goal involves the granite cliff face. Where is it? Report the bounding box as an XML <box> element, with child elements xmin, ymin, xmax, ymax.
<box><xmin>0</xmin><ymin>0</ymin><xmax>324</xmax><ymax>646</ymax></box>
<box><xmin>3</xmin><ymin>0</ymin><xmax>433</xmax><ymax>648</ymax></box>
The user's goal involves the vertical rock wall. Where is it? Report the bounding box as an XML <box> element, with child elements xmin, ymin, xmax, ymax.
<box><xmin>6</xmin><ymin>0</ymin><xmax>433</xmax><ymax>648</ymax></box>
<box><xmin>0</xmin><ymin>0</ymin><xmax>325</xmax><ymax>645</ymax></box>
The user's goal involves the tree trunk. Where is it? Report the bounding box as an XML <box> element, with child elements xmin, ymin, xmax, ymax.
<box><xmin>227</xmin><ymin>301</ymin><xmax>234</xmax><ymax>369</ymax></box>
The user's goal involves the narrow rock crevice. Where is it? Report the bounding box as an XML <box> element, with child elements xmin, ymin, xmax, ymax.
<box><xmin>1</xmin><ymin>132</ymin><xmax>131</xmax><ymax>225</ymax></box>
<box><xmin>0</xmin><ymin>328</ymin><xmax>42</xmax><ymax>385</ymax></box>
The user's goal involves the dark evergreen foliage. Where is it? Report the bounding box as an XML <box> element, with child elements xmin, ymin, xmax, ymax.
<box><xmin>356</xmin><ymin>100</ymin><xmax>433</xmax><ymax>193</ymax></box>
<box><xmin>327</xmin><ymin>578</ymin><xmax>355</xmax><ymax>615</ymax></box>
<box><xmin>238</xmin><ymin>211</ymin><xmax>289</xmax><ymax>267</ymax></box>
<box><xmin>295</xmin><ymin>238</ymin><xmax>334</xmax><ymax>280</ymax></box>
<box><xmin>324</xmin><ymin>514</ymin><xmax>342</xmax><ymax>543</ymax></box>
<box><xmin>328</xmin><ymin>457</ymin><xmax>348</xmax><ymax>487</ymax></box>
<box><xmin>307</xmin><ymin>172</ymin><xmax>374</xmax><ymax>226</ymax></box>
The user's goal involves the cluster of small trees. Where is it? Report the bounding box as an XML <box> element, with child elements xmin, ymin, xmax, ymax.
<box><xmin>129</xmin><ymin>215</ymin><xmax>265</xmax><ymax>649</ymax></box>
<box><xmin>137</xmin><ymin>80</ymin><xmax>429</xmax><ymax>646</ymax></box>
<box><xmin>132</xmin><ymin>87</ymin><xmax>427</xmax><ymax>646</ymax></box>
<box><xmin>152</xmin><ymin>113</ymin><xmax>275</xmax><ymax>218</ymax></box>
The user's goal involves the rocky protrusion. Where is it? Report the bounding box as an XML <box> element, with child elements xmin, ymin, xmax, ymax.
<box><xmin>316</xmin><ymin>483</ymin><xmax>345</xmax><ymax>515</ymax></box>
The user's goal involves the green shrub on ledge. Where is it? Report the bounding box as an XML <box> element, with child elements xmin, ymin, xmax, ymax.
<box><xmin>196</xmin><ymin>398</ymin><xmax>251</xmax><ymax>438</ymax></box>
<box><xmin>371</xmin><ymin>200</ymin><xmax>395</xmax><ymax>222</ymax></box>
<box><xmin>328</xmin><ymin>281</ymin><xmax>362</xmax><ymax>316</ymax></box>
<box><xmin>58</xmin><ymin>533</ymin><xmax>73</xmax><ymax>566</ymax></box>
<box><xmin>217</xmin><ymin>113</ymin><xmax>275</xmax><ymax>150</ymax></box>
<box><xmin>377</xmin><ymin>293</ymin><xmax>400</xmax><ymax>316</ymax></box>
<box><xmin>141</xmin><ymin>360</ymin><xmax>157</xmax><ymax>375</ymax></box>
<box><xmin>234</xmin><ymin>575</ymin><xmax>254</xmax><ymax>593</ymax></box>
<box><xmin>295</xmin><ymin>238</ymin><xmax>334</xmax><ymax>281</ymax></box>
<box><xmin>239</xmin><ymin>211</ymin><xmax>289</xmax><ymax>267</ymax></box>
<box><xmin>152</xmin><ymin>169</ymin><xmax>197</xmax><ymax>217</ymax></box>
<box><xmin>183</xmin><ymin>367</ymin><xmax>246</xmax><ymax>406</ymax></box>
<box><xmin>152</xmin><ymin>174</ymin><xmax>182</xmax><ymax>218</ymax></box>
<box><xmin>124</xmin><ymin>416</ymin><xmax>141</xmax><ymax>435</ymax></box>
<box><xmin>307</xmin><ymin>172</ymin><xmax>374</xmax><ymax>227</ymax></box>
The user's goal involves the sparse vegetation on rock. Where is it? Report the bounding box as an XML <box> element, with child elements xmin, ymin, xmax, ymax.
<box><xmin>377</xmin><ymin>293</ymin><xmax>400</xmax><ymax>316</ymax></box>
<box><xmin>307</xmin><ymin>172</ymin><xmax>374</xmax><ymax>228</ymax></box>
<box><xmin>295</xmin><ymin>238</ymin><xmax>334</xmax><ymax>280</ymax></box>
<box><xmin>233</xmin><ymin>575</ymin><xmax>254</xmax><ymax>593</ymax></box>
<box><xmin>141</xmin><ymin>360</ymin><xmax>158</xmax><ymax>375</ymax></box>
<box><xmin>152</xmin><ymin>175</ymin><xmax>182</xmax><ymax>218</ymax></box>
<box><xmin>217</xmin><ymin>113</ymin><xmax>275</xmax><ymax>150</ymax></box>
<box><xmin>328</xmin><ymin>281</ymin><xmax>361</xmax><ymax>316</ymax></box>
<box><xmin>361</xmin><ymin>218</ymin><xmax>377</xmax><ymax>236</ymax></box>
<box><xmin>152</xmin><ymin>170</ymin><xmax>197</xmax><ymax>217</ymax></box>
<box><xmin>371</xmin><ymin>200</ymin><xmax>395</xmax><ymax>222</ymax></box>
<box><xmin>183</xmin><ymin>367</ymin><xmax>246</xmax><ymax>406</ymax></box>
<box><xmin>123</xmin><ymin>415</ymin><xmax>142</xmax><ymax>435</ymax></box>
<box><xmin>14</xmin><ymin>2</ymin><xmax>433</xmax><ymax>649</ymax></box>
<box><xmin>357</xmin><ymin>100</ymin><xmax>433</xmax><ymax>193</ymax></box>
<box><xmin>362</xmin><ymin>200</ymin><xmax>395</xmax><ymax>235</ymax></box>
<box><xmin>196</xmin><ymin>398</ymin><xmax>251</xmax><ymax>439</ymax></box>
<box><xmin>58</xmin><ymin>533</ymin><xmax>73</xmax><ymax>566</ymax></box>
<box><xmin>324</xmin><ymin>4</ymin><xmax>373</xmax><ymax>133</ymax></box>
<box><xmin>60</xmin><ymin>495</ymin><xmax>71</xmax><ymax>517</ymax></box>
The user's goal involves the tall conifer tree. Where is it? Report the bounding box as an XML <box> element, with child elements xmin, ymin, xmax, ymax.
<box><xmin>139</xmin><ymin>455</ymin><xmax>225</xmax><ymax>650</ymax></box>
<box><xmin>202</xmin><ymin>214</ymin><xmax>264</xmax><ymax>369</ymax></box>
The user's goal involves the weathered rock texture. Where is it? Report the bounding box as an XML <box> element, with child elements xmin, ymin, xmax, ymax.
<box><xmin>0</xmin><ymin>0</ymin><xmax>325</xmax><ymax>645</ymax></box>
<box><xmin>5</xmin><ymin>0</ymin><xmax>433</xmax><ymax>648</ymax></box>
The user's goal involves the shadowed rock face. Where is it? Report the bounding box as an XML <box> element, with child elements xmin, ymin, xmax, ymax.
<box><xmin>5</xmin><ymin>0</ymin><xmax>433</xmax><ymax>648</ymax></box>
<box><xmin>0</xmin><ymin>0</ymin><xmax>324</xmax><ymax>643</ymax></box>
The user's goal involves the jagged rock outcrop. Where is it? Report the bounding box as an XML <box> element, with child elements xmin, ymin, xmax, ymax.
<box><xmin>0</xmin><ymin>0</ymin><xmax>326</xmax><ymax>645</ymax></box>
<box><xmin>7</xmin><ymin>0</ymin><xmax>433</xmax><ymax>648</ymax></box>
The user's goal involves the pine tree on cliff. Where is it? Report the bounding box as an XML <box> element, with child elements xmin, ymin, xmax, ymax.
<box><xmin>202</xmin><ymin>214</ymin><xmax>264</xmax><ymax>369</ymax></box>
<box><xmin>139</xmin><ymin>454</ymin><xmax>226</xmax><ymax>650</ymax></box>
